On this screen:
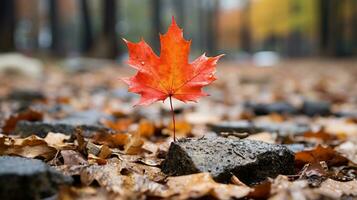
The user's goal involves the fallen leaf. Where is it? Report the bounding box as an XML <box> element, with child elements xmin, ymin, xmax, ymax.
<box><xmin>87</xmin><ymin>154</ymin><xmax>107</xmax><ymax>165</ymax></box>
<box><xmin>101</xmin><ymin>118</ymin><xmax>133</xmax><ymax>133</ymax></box>
<box><xmin>2</xmin><ymin>109</ymin><xmax>43</xmax><ymax>134</ymax></box>
<box><xmin>75</xmin><ymin>128</ymin><xmax>87</xmax><ymax>155</ymax></box>
<box><xmin>44</xmin><ymin>132</ymin><xmax>70</xmax><ymax>148</ymax></box>
<box><xmin>314</xmin><ymin>179</ymin><xmax>357</xmax><ymax>199</ymax></box>
<box><xmin>137</xmin><ymin>119</ymin><xmax>155</xmax><ymax>138</ymax></box>
<box><xmin>122</xmin><ymin>17</ymin><xmax>223</xmax><ymax>105</ymax></box>
<box><xmin>98</xmin><ymin>144</ymin><xmax>112</xmax><ymax>159</ymax></box>
<box><xmin>295</xmin><ymin>145</ymin><xmax>349</xmax><ymax>169</ymax></box>
<box><xmin>297</xmin><ymin>162</ymin><xmax>328</xmax><ymax>187</ymax></box>
<box><xmin>247</xmin><ymin>132</ymin><xmax>275</xmax><ymax>143</ymax></box>
<box><xmin>124</xmin><ymin>132</ymin><xmax>144</xmax><ymax>155</ymax></box>
<box><xmin>247</xmin><ymin>180</ymin><xmax>272</xmax><ymax>199</ymax></box>
<box><xmin>303</xmin><ymin>129</ymin><xmax>337</xmax><ymax>143</ymax></box>
<box><xmin>167</xmin><ymin>120</ymin><xmax>192</xmax><ymax>136</ymax></box>
<box><xmin>0</xmin><ymin>135</ymin><xmax>57</xmax><ymax>160</ymax></box>
<box><xmin>58</xmin><ymin>186</ymin><xmax>115</xmax><ymax>200</ymax></box>
<box><xmin>80</xmin><ymin>158</ymin><xmax>166</xmax><ymax>198</ymax></box>
<box><xmin>270</xmin><ymin>175</ymin><xmax>311</xmax><ymax>200</ymax></box>
<box><xmin>61</xmin><ymin>149</ymin><xmax>88</xmax><ymax>166</ymax></box>
<box><xmin>162</xmin><ymin>172</ymin><xmax>250</xmax><ymax>200</ymax></box>
<box><xmin>93</xmin><ymin>132</ymin><xmax>129</xmax><ymax>148</ymax></box>
<box><xmin>335</xmin><ymin>140</ymin><xmax>357</xmax><ymax>164</ymax></box>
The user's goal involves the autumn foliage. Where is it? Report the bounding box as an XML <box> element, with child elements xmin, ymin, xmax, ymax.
<box><xmin>122</xmin><ymin>17</ymin><xmax>223</xmax><ymax>105</ymax></box>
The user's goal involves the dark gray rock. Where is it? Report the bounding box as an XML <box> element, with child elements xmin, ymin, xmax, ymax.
<box><xmin>56</xmin><ymin>109</ymin><xmax>112</xmax><ymax>126</ymax></box>
<box><xmin>209</xmin><ymin>121</ymin><xmax>259</xmax><ymax>134</ymax></box>
<box><xmin>14</xmin><ymin>121</ymin><xmax>110</xmax><ymax>137</ymax></box>
<box><xmin>7</xmin><ymin>89</ymin><xmax>45</xmax><ymax>102</ymax></box>
<box><xmin>209</xmin><ymin>120</ymin><xmax>310</xmax><ymax>136</ymax></box>
<box><xmin>0</xmin><ymin>156</ymin><xmax>72</xmax><ymax>200</ymax></box>
<box><xmin>246</xmin><ymin>102</ymin><xmax>297</xmax><ymax>115</ymax></box>
<box><xmin>14</xmin><ymin>110</ymin><xmax>113</xmax><ymax>137</ymax></box>
<box><xmin>301</xmin><ymin>100</ymin><xmax>331</xmax><ymax>116</ymax></box>
<box><xmin>162</xmin><ymin>137</ymin><xmax>295</xmax><ymax>184</ymax></box>
<box><xmin>334</xmin><ymin>111</ymin><xmax>357</xmax><ymax>118</ymax></box>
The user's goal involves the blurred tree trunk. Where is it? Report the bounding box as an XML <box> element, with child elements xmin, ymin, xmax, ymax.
<box><xmin>352</xmin><ymin>0</ymin><xmax>357</xmax><ymax>55</ymax></box>
<box><xmin>151</xmin><ymin>0</ymin><xmax>162</xmax><ymax>53</ymax></box>
<box><xmin>80</xmin><ymin>0</ymin><xmax>93</xmax><ymax>53</ymax></box>
<box><xmin>0</xmin><ymin>0</ymin><xmax>15</xmax><ymax>52</ymax></box>
<box><xmin>206</xmin><ymin>0</ymin><xmax>219</xmax><ymax>55</ymax></box>
<box><xmin>198</xmin><ymin>1</ymin><xmax>206</xmax><ymax>51</ymax></box>
<box><xmin>49</xmin><ymin>0</ymin><xmax>62</xmax><ymax>55</ymax></box>
<box><xmin>173</xmin><ymin>0</ymin><xmax>185</xmax><ymax>28</ymax></box>
<box><xmin>93</xmin><ymin>0</ymin><xmax>120</xmax><ymax>59</ymax></box>
<box><xmin>103</xmin><ymin>0</ymin><xmax>119</xmax><ymax>58</ymax></box>
<box><xmin>240</xmin><ymin>1</ymin><xmax>252</xmax><ymax>53</ymax></box>
<box><xmin>319</xmin><ymin>0</ymin><xmax>353</xmax><ymax>57</ymax></box>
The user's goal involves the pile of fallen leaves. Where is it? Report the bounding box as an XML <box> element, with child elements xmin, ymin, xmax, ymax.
<box><xmin>1</xmin><ymin>58</ymin><xmax>357</xmax><ymax>199</ymax></box>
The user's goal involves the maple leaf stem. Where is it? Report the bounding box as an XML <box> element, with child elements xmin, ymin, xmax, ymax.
<box><xmin>169</xmin><ymin>95</ymin><xmax>176</xmax><ymax>142</ymax></box>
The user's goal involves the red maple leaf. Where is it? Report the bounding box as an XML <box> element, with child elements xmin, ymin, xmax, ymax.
<box><xmin>122</xmin><ymin>17</ymin><xmax>223</xmax><ymax>141</ymax></box>
<box><xmin>122</xmin><ymin>17</ymin><xmax>223</xmax><ymax>106</ymax></box>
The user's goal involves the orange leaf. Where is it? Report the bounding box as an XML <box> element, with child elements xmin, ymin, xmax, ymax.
<box><xmin>123</xmin><ymin>17</ymin><xmax>223</xmax><ymax>105</ymax></box>
<box><xmin>295</xmin><ymin>145</ymin><xmax>349</xmax><ymax>169</ymax></box>
<box><xmin>2</xmin><ymin>109</ymin><xmax>43</xmax><ymax>134</ymax></box>
<box><xmin>93</xmin><ymin>132</ymin><xmax>129</xmax><ymax>148</ymax></box>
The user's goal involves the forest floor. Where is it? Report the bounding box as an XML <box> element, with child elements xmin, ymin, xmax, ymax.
<box><xmin>1</xmin><ymin>58</ymin><xmax>357</xmax><ymax>200</ymax></box>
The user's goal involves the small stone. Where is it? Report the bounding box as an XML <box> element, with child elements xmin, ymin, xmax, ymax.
<box><xmin>210</xmin><ymin>120</ymin><xmax>310</xmax><ymax>136</ymax></box>
<box><xmin>0</xmin><ymin>156</ymin><xmax>72</xmax><ymax>199</ymax></box>
<box><xmin>161</xmin><ymin>137</ymin><xmax>294</xmax><ymax>184</ymax></box>
<box><xmin>56</xmin><ymin>109</ymin><xmax>113</xmax><ymax>126</ymax></box>
<box><xmin>209</xmin><ymin>121</ymin><xmax>258</xmax><ymax>134</ymax></box>
<box><xmin>15</xmin><ymin>110</ymin><xmax>113</xmax><ymax>137</ymax></box>
<box><xmin>247</xmin><ymin>102</ymin><xmax>297</xmax><ymax>115</ymax></box>
<box><xmin>15</xmin><ymin>121</ymin><xmax>109</xmax><ymax>138</ymax></box>
<box><xmin>301</xmin><ymin>100</ymin><xmax>331</xmax><ymax>116</ymax></box>
<box><xmin>7</xmin><ymin>89</ymin><xmax>45</xmax><ymax>102</ymax></box>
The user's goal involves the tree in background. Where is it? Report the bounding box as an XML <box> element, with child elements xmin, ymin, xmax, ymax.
<box><xmin>151</xmin><ymin>0</ymin><xmax>162</xmax><ymax>53</ymax></box>
<box><xmin>80</xmin><ymin>0</ymin><xmax>93</xmax><ymax>54</ymax></box>
<box><xmin>0</xmin><ymin>0</ymin><xmax>16</xmax><ymax>52</ymax></box>
<box><xmin>49</xmin><ymin>0</ymin><xmax>62</xmax><ymax>55</ymax></box>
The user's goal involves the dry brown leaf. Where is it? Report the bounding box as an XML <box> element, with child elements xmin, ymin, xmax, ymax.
<box><xmin>2</xmin><ymin>109</ymin><xmax>43</xmax><ymax>134</ymax></box>
<box><xmin>162</xmin><ymin>173</ymin><xmax>250</xmax><ymax>200</ymax></box>
<box><xmin>167</xmin><ymin>120</ymin><xmax>192</xmax><ymax>136</ymax></box>
<box><xmin>137</xmin><ymin>119</ymin><xmax>155</xmax><ymax>138</ymax></box>
<box><xmin>269</xmin><ymin>175</ymin><xmax>313</xmax><ymax>200</ymax></box>
<box><xmin>98</xmin><ymin>144</ymin><xmax>112</xmax><ymax>159</ymax></box>
<box><xmin>80</xmin><ymin>158</ymin><xmax>166</xmax><ymax>198</ymax></box>
<box><xmin>44</xmin><ymin>132</ymin><xmax>70</xmax><ymax>148</ymax></box>
<box><xmin>303</xmin><ymin>129</ymin><xmax>337</xmax><ymax>143</ymax></box>
<box><xmin>295</xmin><ymin>145</ymin><xmax>349</xmax><ymax>169</ymax></box>
<box><xmin>124</xmin><ymin>132</ymin><xmax>144</xmax><ymax>155</ymax></box>
<box><xmin>87</xmin><ymin>154</ymin><xmax>107</xmax><ymax>165</ymax></box>
<box><xmin>247</xmin><ymin>180</ymin><xmax>272</xmax><ymax>199</ymax></box>
<box><xmin>247</xmin><ymin>132</ymin><xmax>275</xmax><ymax>143</ymax></box>
<box><xmin>314</xmin><ymin>178</ymin><xmax>357</xmax><ymax>199</ymax></box>
<box><xmin>93</xmin><ymin>132</ymin><xmax>129</xmax><ymax>148</ymax></box>
<box><xmin>335</xmin><ymin>140</ymin><xmax>357</xmax><ymax>164</ymax></box>
<box><xmin>58</xmin><ymin>186</ymin><xmax>115</xmax><ymax>200</ymax></box>
<box><xmin>102</xmin><ymin>118</ymin><xmax>133</xmax><ymax>133</ymax></box>
<box><xmin>0</xmin><ymin>135</ymin><xmax>57</xmax><ymax>160</ymax></box>
<box><xmin>61</xmin><ymin>149</ymin><xmax>88</xmax><ymax>166</ymax></box>
<box><xmin>75</xmin><ymin>128</ymin><xmax>87</xmax><ymax>155</ymax></box>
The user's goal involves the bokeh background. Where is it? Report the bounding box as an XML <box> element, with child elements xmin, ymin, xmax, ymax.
<box><xmin>1</xmin><ymin>0</ymin><xmax>357</xmax><ymax>63</ymax></box>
